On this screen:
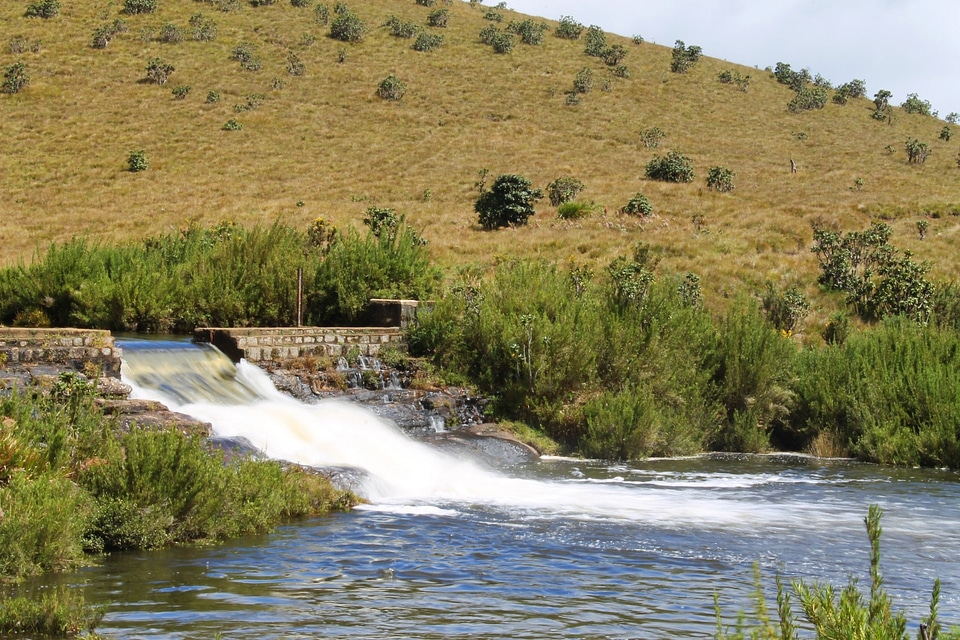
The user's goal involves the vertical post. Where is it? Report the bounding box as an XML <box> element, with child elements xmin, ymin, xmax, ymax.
<box><xmin>297</xmin><ymin>267</ymin><xmax>303</xmax><ymax>327</ymax></box>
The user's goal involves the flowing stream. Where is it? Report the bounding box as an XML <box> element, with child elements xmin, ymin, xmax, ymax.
<box><xmin>67</xmin><ymin>340</ymin><xmax>960</xmax><ymax>638</ymax></box>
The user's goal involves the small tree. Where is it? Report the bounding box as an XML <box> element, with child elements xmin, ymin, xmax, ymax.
<box><xmin>546</xmin><ymin>176</ymin><xmax>585</xmax><ymax>206</ymax></box>
<box><xmin>145</xmin><ymin>58</ymin><xmax>174</xmax><ymax>85</ymax></box>
<box><xmin>621</xmin><ymin>193</ymin><xmax>652</xmax><ymax>216</ymax></box>
<box><xmin>1</xmin><ymin>62</ymin><xmax>30</xmax><ymax>94</ymax></box>
<box><xmin>412</xmin><ymin>32</ymin><xmax>443</xmax><ymax>51</ymax></box>
<box><xmin>905</xmin><ymin>139</ymin><xmax>930</xmax><ymax>164</ymax></box>
<box><xmin>584</xmin><ymin>25</ymin><xmax>606</xmax><ymax>57</ymax></box>
<box><xmin>645</xmin><ymin>151</ymin><xmax>694</xmax><ymax>183</ymax></box>
<box><xmin>123</xmin><ymin>0</ymin><xmax>158</xmax><ymax>14</ymax></box>
<box><xmin>128</xmin><ymin>150</ymin><xmax>148</xmax><ymax>172</ymax></box>
<box><xmin>939</xmin><ymin>126</ymin><xmax>951</xmax><ymax>142</ymax></box>
<box><xmin>330</xmin><ymin>11</ymin><xmax>366</xmax><ymax>42</ymax></box>
<box><xmin>572</xmin><ymin>67</ymin><xmax>593</xmax><ymax>94</ymax></box>
<box><xmin>602</xmin><ymin>44</ymin><xmax>626</xmax><ymax>67</ymax></box>
<box><xmin>639</xmin><ymin>126</ymin><xmax>665</xmax><ymax>148</ymax></box>
<box><xmin>555</xmin><ymin>15</ymin><xmax>583</xmax><ymax>40</ymax></box>
<box><xmin>376</xmin><ymin>74</ymin><xmax>405</xmax><ymax>101</ymax></box>
<box><xmin>507</xmin><ymin>19</ymin><xmax>548</xmax><ymax>46</ymax></box>
<box><xmin>706</xmin><ymin>166</ymin><xmax>735</xmax><ymax>192</ymax></box>
<box><xmin>901</xmin><ymin>93</ymin><xmax>932</xmax><ymax>116</ymax></box>
<box><xmin>427</xmin><ymin>9</ymin><xmax>449</xmax><ymax>27</ymax></box>
<box><xmin>475</xmin><ymin>174</ymin><xmax>543</xmax><ymax>230</ymax></box>
<box><xmin>25</xmin><ymin>0</ymin><xmax>60</xmax><ymax>18</ymax></box>
<box><xmin>670</xmin><ymin>40</ymin><xmax>702</xmax><ymax>74</ymax></box>
<box><xmin>788</xmin><ymin>86</ymin><xmax>828</xmax><ymax>113</ymax></box>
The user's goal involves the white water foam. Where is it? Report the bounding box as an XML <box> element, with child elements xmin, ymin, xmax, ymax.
<box><xmin>123</xmin><ymin>356</ymin><xmax>860</xmax><ymax>532</ymax></box>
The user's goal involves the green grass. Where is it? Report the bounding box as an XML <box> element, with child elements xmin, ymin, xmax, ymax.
<box><xmin>1</xmin><ymin>0</ymin><xmax>959</xmax><ymax>318</ymax></box>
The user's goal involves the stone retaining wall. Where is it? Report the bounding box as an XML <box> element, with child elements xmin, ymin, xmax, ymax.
<box><xmin>0</xmin><ymin>328</ymin><xmax>122</xmax><ymax>377</ymax></box>
<box><xmin>194</xmin><ymin>327</ymin><xmax>405</xmax><ymax>364</ymax></box>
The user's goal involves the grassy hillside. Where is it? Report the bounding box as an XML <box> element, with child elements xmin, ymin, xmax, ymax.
<box><xmin>2</xmin><ymin>0</ymin><xmax>958</xmax><ymax>319</ymax></box>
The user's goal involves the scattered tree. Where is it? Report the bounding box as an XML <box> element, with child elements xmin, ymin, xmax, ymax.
<box><xmin>123</xmin><ymin>0</ymin><xmax>158</xmax><ymax>14</ymax></box>
<box><xmin>1</xmin><ymin>62</ymin><xmax>30</xmax><ymax>94</ymax></box>
<box><xmin>25</xmin><ymin>0</ymin><xmax>60</xmax><ymax>18</ymax></box>
<box><xmin>905</xmin><ymin>139</ymin><xmax>930</xmax><ymax>164</ymax></box>
<box><xmin>127</xmin><ymin>150</ymin><xmax>148</xmax><ymax>172</ymax></box>
<box><xmin>706</xmin><ymin>166</ymin><xmax>735</xmax><ymax>192</ymax></box>
<box><xmin>555</xmin><ymin>15</ymin><xmax>583</xmax><ymax>40</ymax></box>
<box><xmin>584</xmin><ymin>25</ymin><xmax>606</xmax><ymax>57</ymax></box>
<box><xmin>670</xmin><ymin>40</ymin><xmax>702</xmax><ymax>74</ymax></box>
<box><xmin>145</xmin><ymin>57</ymin><xmax>174</xmax><ymax>85</ymax></box>
<box><xmin>645</xmin><ymin>151</ymin><xmax>694</xmax><ymax>183</ymax></box>
<box><xmin>788</xmin><ymin>85</ymin><xmax>828</xmax><ymax>113</ymax></box>
<box><xmin>475</xmin><ymin>174</ymin><xmax>543</xmax><ymax>230</ymax></box>
<box><xmin>376</xmin><ymin>74</ymin><xmax>405</xmax><ymax>101</ymax></box>
<box><xmin>412</xmin><ymin>32</ymin><xmax>443</xmax><ymax>51</ymax></box>
<box><xmin>901</xmin><ymin>93</ymin><xmax>932</xmax><ymax>116</ymax></box>
<box><xmin>330</xmin><ymin>10</ymin><xmax>366</xmax><ymax>42</ymax></box>
<box><xmin>546</xmin><ymin>176</ymin><xmax>585</xmax><ymax>206</ymax></box>
<box><xmin>620</xmin><ymin>193</ymin><xmax>652</xmax><ymax>216</ymax></box>
<box><xmin>639</xmin><ymin>127</ymin><xmax>665</xmax><ymax>148</ymax></box>
<box><xmin>427</xmin><ymin>9</ymin><xmax>449</xmax><ymax>28</ymax></box>
<box><xmin>507</xmin><ymin>19</ymin><xmax>548</xmax><ymax>45</ymax></box>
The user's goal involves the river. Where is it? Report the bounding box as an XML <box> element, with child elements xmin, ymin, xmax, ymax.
<box><xmin>70</xmin><ymin>341</ymin><xmax>960</xmax><ymax>638</ymax></box>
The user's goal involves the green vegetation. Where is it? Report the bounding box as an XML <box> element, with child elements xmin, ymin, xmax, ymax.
<box><xmin>475</xmin><ymin>174</ymin><xmax>543</xmax><ymax>229</ymax></box>
<box><xmin>645</xmin><ymin>150</ymin><xmax>695</xmax><ymax>183</ymax></box>
<box><xmin>0</xmin><ymin>220</ymin><xmax>438</xmax><ymax>331</ymax></box>
<box><xmin>1</xmin><ymin>62</ymin><xmax>29</xmax><ymax>94</ymax></box>
<box><xmin>0</xmin><ymin>586</ymin><xmax>104</xmax><ymax>637</ymax></box>
<box><xmin>670</xmin><ymin>40</ymin><xmax>702</xmax><ymax>74</ymax></box>
<box><xmin>546</xmin><ymin>176</ymin><xmax>585</xmax><ymax>206</ymax></box>
<box><xmin>716</xmin><ymin>506</ymin><xmax>960</xmax><ymax>640</ymax></box>
<box><xmin>0</xmin><ymin>375</ymin><xmax>355</xmax><ymax>586</ymax></box>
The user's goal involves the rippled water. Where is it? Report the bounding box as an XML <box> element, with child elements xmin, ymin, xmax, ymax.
<box><xmin>71</xmin><ymin>341</ymin><xmax>960</xmax><ymax>639</ymax></box>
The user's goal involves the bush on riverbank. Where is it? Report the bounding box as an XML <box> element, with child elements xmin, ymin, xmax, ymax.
<box><xmin>0</xmin><ymin>220</ymin><xmax>438</xmax><ymax>332</ymax></box>
<box><xmin>0</xmin><ymin>379</ymin><xmax>355</xmax><ymax>583</ymax></box>
<box><xmin>411</xmin><ymin>255</ymin><xmax>960</xmax><ymax>468</ymax></box>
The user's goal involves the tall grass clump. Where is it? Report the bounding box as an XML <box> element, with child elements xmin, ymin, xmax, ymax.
<box><xmin>0</xmin><ymin>586</ymin><xmax>104</xmax><ymax>637</ymax></box>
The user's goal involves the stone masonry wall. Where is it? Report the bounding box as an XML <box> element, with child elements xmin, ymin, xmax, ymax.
<box><xmin>0</xmin><ymin>328</ymin><xmax>122</xmax><ymax>377</ymax></box>
<box><xmin>194</xmin><ymin>327</ymin><xmax>405</xmax><ymax>364</ymax></box>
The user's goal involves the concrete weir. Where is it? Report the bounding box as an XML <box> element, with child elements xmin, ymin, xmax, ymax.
<box><xmin>0</xmin><ymin>327</ymin><xmax>122</xmax><ymax>378</ymax></box>
<box><xmin>194</xmin><ymin>298</ymin><xmax>422</xmax><ymax>365</ymax></box>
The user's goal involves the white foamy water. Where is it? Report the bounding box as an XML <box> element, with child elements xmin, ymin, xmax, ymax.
<box><xmin>120</xmin><ymin>350</ymin><xmax>865</xmax><ymax>533</ymax></box>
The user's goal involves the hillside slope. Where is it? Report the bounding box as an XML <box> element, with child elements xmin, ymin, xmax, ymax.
<box><xmin>2</xmin><ymin>0</ymin><xmax>958</xmax><ymax>313</ymax></box>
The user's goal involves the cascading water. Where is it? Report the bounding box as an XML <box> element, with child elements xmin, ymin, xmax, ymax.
<box><xmin>108</xmin><ymin>339</ymin><xmax>960</xmax><ymax>638</ymax></box>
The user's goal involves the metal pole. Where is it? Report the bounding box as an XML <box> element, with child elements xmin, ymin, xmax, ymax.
<box><xmin>297</xmin><ymin>267</ymin><xmax>303</xmax><ymax>327</ymax></box>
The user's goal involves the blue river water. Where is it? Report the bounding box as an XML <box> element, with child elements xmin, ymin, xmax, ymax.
<box><xmin>68</xmin><ymin>342</ymin><xmax>960</xmax><ymax>639</ymax></box>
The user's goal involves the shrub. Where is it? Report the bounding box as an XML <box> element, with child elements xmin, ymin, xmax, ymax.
<box><xmin>489</xmin><ymin>30</ymin><xmax>514</xmax><ymax>54</ymax></box>
<box><xmin>602</xmin><ymin>44</ymin><xmax>626</xmax><ymax>66</ymax></box>
<box><xmin>905</xmin><ymin>138</ymin><xmax>930</xmax><ymax>164</ymax></box>
<box><xmin>314</xmin><ymin>3</ymin><xmax>329</xmax><ymax>23</ymax></box>
<box><xmin>584</xmin><ymin>25</ymin><xmax>606</xmax><ymax>57</ymax></box>
<box><xmin>557</xmin><ymin>201</ymin><xmax>596</xmax><ymax>220</ymax></box>
<box><xmin>639</xmin><ymin>126</ymin><xmax>665</xmax><ymax>148</ymax></box>
<box><xmin>376</xmin><ymin>74</ymin><xmax>405</xmax><ymax>101</ymax></box>
<box><xmin>427</xmin><ymin>8</ymin><xmax>448</xmax><ymax>27</ymax></box>
<box><xmin>572</xmin><ymin>67</ymin><xmax>593</xmax><ymax>94</ymax></box>
<box><xmin>706</xmin><ymin>166</ymin><xmax>735</xmax><ymax>192</ymax></box>
<box><xmin>92</xmin><ymin>21</ymin><xmax>127</xmax><ymax>48</ymax></box>
<box><xmin>362</xmin><ymin>207</ymin><xmax>400</xmax><ymax>239</ymax></box>
<box><xmin>230</xmin><ymin>42</ymin><xmax>261</xmax><ymax>70</ymax></box>
<box><xmin>330</xmin><ymin>12</ymin><xmax>366</xmax><ymax>42</ymax></box>
<box><xmin>144</xmin><ymin>57</ymin><xmax>174</xmax><ymax>85</ymax></box>
<box><xmin>621</xmin><ymin>193</ymin><xmax>652</xmax><ymax>216</ymax></box>
<box><xmin>719</xmin><ymin>69</ymin><xmax>750</xmax><ymax>91</ymax></box>
<box><xmin>412</xmin><ymin>32</ymin><xmax>443</xmax><ymax>52</ymax></box>
<box><xmin>206</xmin><ymin>90</ymin><xmax>220</xmax><ymax>103</ymax></box>
<box><xmin>787</xmin><ymin>85</ymin><xmax>828</xmax><ymax>112</ymax></box>
<box><xmin>507</xmin><ymin>19</ymin><xmax>548</xmax><ymax>45</ymax></box>
<box><xmin>902</xmin><ymin>92</ymin><xmax>932</xmax><ymax>115</ymax></box>
<box><xmin>158</xmin><ymin>23</ymin><xmax>184</xmax><ymax>43</ymax></box>
<box><xmin>841</xmin><ymin>78</ymin><xmax>866</xmax><ymax>97</ymax></box>
<box><xmin>123</xmin><ymin>0</ymin><xmax>157</xmax><ymax>14</ymax></box>
<box><xmin>612</xmin><ymin>65</ymin><xmax>630</xmax><ymax>79</ymax></box>
<box><xmin>761</xmin><ymin>283</ymin><xmax>809</xmax><ymax>332</ymax></box>
<box><xmin>546</xmin><ymin>176</ymin><xmax>585</xmax><ymax>206</ymax></box>
<box><xmin>772</xmin><ymin>62</ymin><xmax>809</xmax><ymax>91</ymax></box>
<box><xmin>555</xmin><ymin>15</ymin><xmax>583</xmax><ymax>40</ymax></box>
<box><xmin>127</xmin><ymin>150</ymin><xmax>148</xmax><ymax>172</ymax></box>
<box><xmin>483</xmin><ymin>9</ymin><xmax>503</xmax><ymax>22</ymax></box>
<box><xmin>189</xmin><ymin>13</ymin><xmax>218</xmax><ymax>41</ymax></box>
<box><xmin>939</xmin><ymin>126</ymin><xmax>951</xmax><ymax>141</ymax></box>
<box><xmin>9</xmin><ymin>36</ymin><xmax>41</xmax><ymax>54</ymax></box>
<box><xmin>645</xmin><ymin>151</ymin><xmax>694</xmax><ymax>183</ymax></box>
<box><xmin>475</xmin><ymin>174</ymin><xmax>543</xmax><ymax>230</ymax></box>
<box><xmin>223</xmin><ymin>118</ymin><xmax>242</xmax><ymax>130</ymax></box>
<box><xmin>385</xmin><ymin>15</ymin><xmax>419</xmax><ymax>38</ymax></box>
<box><xmin>25</xmin><ymin>0</ymin><xmax>59</xmax><ymax>18</ymax></box>
<box><xmin>287</xmin><ymin>52</ymin><xmax>305</xmax><ymax>75</ymax></box>
<box><xmin>171</xmin><ymin>85</ymin><xmax>191</xmax><ymax>99</ymax></box>
<box><xmin>1</xmin><ymin>62</ymin><xmax>30</xmax><ymax>94</ymax></box>
<box><xmin>670</xmin><ymin>40</ymin><xmax>702</xmax><ymax>73</ymax></box>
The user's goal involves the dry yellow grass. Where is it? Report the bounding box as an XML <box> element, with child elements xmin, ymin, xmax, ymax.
<box><xmin>2</xmin><ymin>0</ymin><xmax>958</xmax><ymax>317</ymax></box>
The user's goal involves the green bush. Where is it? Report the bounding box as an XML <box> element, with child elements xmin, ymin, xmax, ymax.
<box><xmin>127</xmin><ymin>149</ymin><xmax>148</xmax><ymax>172</ymax></box>
<box><xmin>483</xmin><ymin>9</ymin><xmax>503</xmax><ymax>22</ymax></box>
<box><xmin>572</xmin><ymin>67</ymin><xmax>593</xmax><ymax>93</ymax></box>
<box><xmin>24</xmin><ymin>0</ymin><xmax>60</xmax><ymax>18</ymax></box>
<box><xmin>706</xmin><ymin>166</ymin><xmax>735</xmax><ymax>192</ymax></box>
<box><xmin>189</xmin><ymin>13</ymin><xmax>218</xmax><ymax>40</ymax></box>
<box><xmin>939</xmin><ymin>125</ymin><xmax>951</xmax><ymax>141</ymax></box>
<box><xmin>231</xmin><ymin>42</ymin><xmax>261</xmax><ymax>71</ymax></box>
<box><xmin>670</xmin><ymin>40</ymin><xmax>702</xmax><ymax>73</ymax></box>
<box><xmin>385</xmin><ymin>15</ymin><xmax>419</xmax><ymax>38</ymax></box>
<box><xmin>426</xmin><ymin>8</ymin><xmax>448</xmax><ymax>27</ymax></box>
<box><xmin>1</xmin><ymin>62</ymin><xmax>29</xmax><ymax>94</ymax></box>
<box><xmin>602</xmin><ymin>44</ymin><xmax>626</xmax><ymax>66</ymax></box>
<box><xmin>158</xmin><ymin>23</ymin><xmax>184</xmax><ymax>43</ymax></box>
<box><xmin>621</xmin><ymin>193</ymin><xmax>652</xmax><ymax>216</ymax></box>
<box><xmin>639</xmin><ymin>126</ymin><xmax>665</xmax><ymax>148</ymax></box>
<box><xmin>583</xmin><ymin>24</ymin><xmax>606</xmax><ymax>57</ymax></box>
<box><xmin>761</xmin><ymin>283</ymin><xmax>809</xmax><ymax>332</ymax></box>
<box><xmin>772</xmin><ymin>62</ymin><xmax>810</xmax><ymax>91</ymax></box>
<box><xmin>223</xmin><ymin>117</ymin><xmax>242</xmax><ymax>130</ymax></box>
<box><xmin>376</xmin><ymin>74</ymin><xmax>406</xmax><ymax>100</ymax></box>
<box><xmin>788</xmin><ymin>85</ymin><xmax>828</xmax><ymax>112</ymax></box>
<box><xmin>507</xmin><ymin>19</ymin><xmax>548</xmax><ymax>45</ymax></box>
<box><xmin>330</xmin><ymin>11</ymin><xmax>366</xmax><ymax>42</ymax></box>
<box><xmin>546</xmin><ymin>176</ymin><xmax>585</xmax><ymax>206</ymax></box>
<box><xmin>479</xmin><ymin>26</ymin><xmax>513</xmax><ymax>53</ymax></box>
<box><xmin>475</xmin><ymin>174</ymin><xmax>543</xmax><ymax>229</ymax></box>
<box><xmin>905</xmin><ymin>138</ymin><xmax>931</xmax><ymax>164</ymax></box>
<box><xmin>314</xmin><ymin>3</ymin><xmax>329</xmax><ymax>24</ymax></box>
<box><xmin>901</xmin><ymin>92</ymin><xmax>932</xmax><ymax>115</ymax></box>
<box><xmin>412</xmin><ymin>32</ymin><xmax>443</xmax><ymax>51</ymax></box>
<box><xmin>8</xmin><ymin>36</ymin><xmax>42</xmax><ymax>54</ymax></box>
<box><xmin>0</xmin><ymin>586</ymin><xmax>104</xmax><ymax>636</ymax></box>
<box><xmin>92</xmin><ymin>20</ymin><xmax>128</xmax><ymax>48</ymax></box>
<box><xmin>645</xmin><ymin>150</ymin><xmax>694</xmax><ymax>183</ymax></box>
<box><xmin>171</xmin><ymin>85</ymin><xmax>191</xmax><ymax>99</ymax></box>
<box><xmin>612</xmin><ymin>64</ymin><xmax>629</xmax><ymax>79</ymax></box>
<box><xmin>287</xmin><ymin>52</ymin><xmax>305</xmax><ymax>75</ymax></box>
<box><xmin>554</xmin><ymin>15</ymin><xmax>583</xmax><ymax>40</ymax></box>
<box><xmin>123</xmin><ymin>0</ymin><xmax>157</xmax><ymax>14</ymax></box>
<box><xmin>145</xmin><ymin>57</ymin><xmax>174</xmax><ymax>85</ymax></box>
